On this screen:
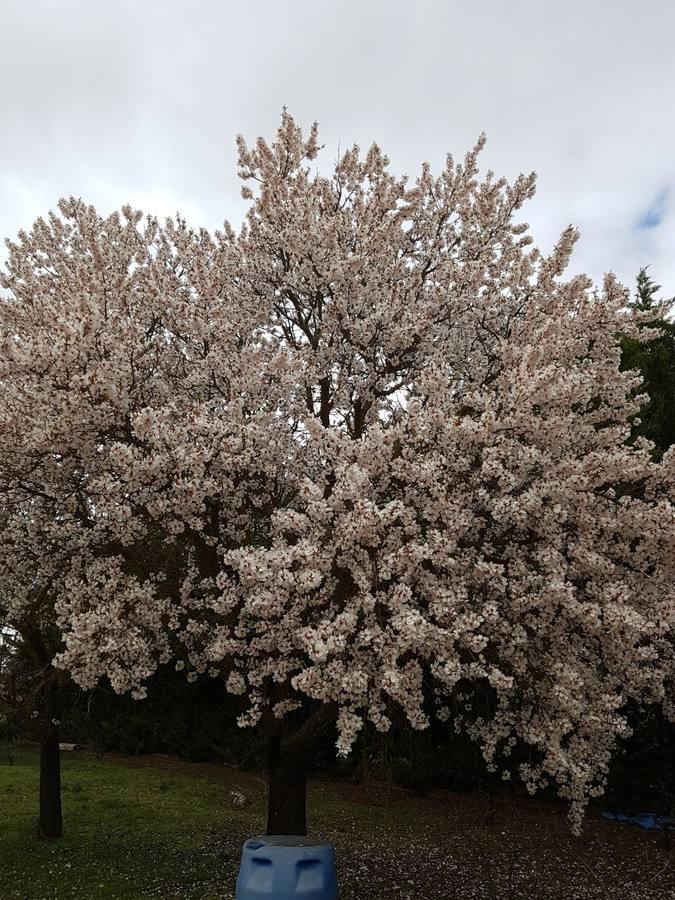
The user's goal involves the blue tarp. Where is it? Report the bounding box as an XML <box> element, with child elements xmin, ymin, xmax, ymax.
<box><xmin>601</xmin><ymin>812</ymin><xmax>675</xmax><ymax>831</ymax></box>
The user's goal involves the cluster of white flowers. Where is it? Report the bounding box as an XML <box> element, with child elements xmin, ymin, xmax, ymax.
<box><xmin>0</xmin><ymin>113</ymin><xmax>673</xmax><ymax>830</ymax></box>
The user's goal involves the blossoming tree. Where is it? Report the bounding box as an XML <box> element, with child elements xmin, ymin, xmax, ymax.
<box><xmin>1</xmin><ymin>113</ymin><xmax>673</xmax><ymax>835</ymax></box>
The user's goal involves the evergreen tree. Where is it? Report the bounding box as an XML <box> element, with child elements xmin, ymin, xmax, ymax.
<box><xmin>632</xmin><ymin>266</ymin><xmax>665</xmax><ymax>312</ymax></box>
<box><xmin>620</xmin><ymin>268</ymin><xmax>675</xmax><ymax>459</ymax></box>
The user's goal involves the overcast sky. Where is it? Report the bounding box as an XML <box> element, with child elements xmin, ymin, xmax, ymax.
<box><xmin>1</xmin><ymin>0</ymin><xmax>674</xmax><ymax>298</ymax></box>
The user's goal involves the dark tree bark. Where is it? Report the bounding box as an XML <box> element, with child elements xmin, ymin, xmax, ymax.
<box><xmin>266</xmin><ymin>736</ymin><xmax>309</xmax><ymax>835</ymax></box>
<box><xmin>264</xmin><ymin>703</ymin><xmax>337</xmax><ymax>836</ymax></box>
<box><xmin>38</xmin><ymin>680</ymin><xmax>62</xmax><ymax>839</ymax></box>
<box><xmin>15</xmin><ymin>616</ymin><xmax>64</xmax><ymax>839</ymax></box>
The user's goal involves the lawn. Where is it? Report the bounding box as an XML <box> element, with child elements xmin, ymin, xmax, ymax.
<box><xmin>0</xmin><ymin>744</ymin><xmax>672</xmax><ymax>899</ymax></box>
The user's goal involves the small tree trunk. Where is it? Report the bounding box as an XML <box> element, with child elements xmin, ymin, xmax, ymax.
<box><xmin>38</xmin><ymin>688</ymin><xmax>62</xmax><ymax>839</ymax></box>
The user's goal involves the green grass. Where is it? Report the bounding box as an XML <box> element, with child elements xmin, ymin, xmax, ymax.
<box><xmin>0</xmin><ymin>744</ymin><xmax>260</xmax><ymax>899</ymax></box>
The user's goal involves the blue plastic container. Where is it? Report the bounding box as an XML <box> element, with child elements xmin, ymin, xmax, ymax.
<box><xmin>235</xmin><ymin>835</ymin><xmax>337</xmax><ymax>899</ymax></box>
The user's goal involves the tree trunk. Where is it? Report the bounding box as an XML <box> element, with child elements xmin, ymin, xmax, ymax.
<box><xmin>264</xmin><ymin>703</ymin><xmax>337</xmax><ymax>836</ymax></box>
<box><xmin>38</xmin><ymin>686</ymin><xmax>62</xmax><ymax>839</ymax></box>
<box><xmin>266</xmin><ymin>741</ymin><xmax>309</xmax><ymax>835</ymax></box>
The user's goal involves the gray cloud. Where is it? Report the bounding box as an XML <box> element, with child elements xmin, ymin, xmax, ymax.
<box><xmin>1</xmin><ymin>0</ymin><xmax>674</xmax><ymax>297</ymax></box>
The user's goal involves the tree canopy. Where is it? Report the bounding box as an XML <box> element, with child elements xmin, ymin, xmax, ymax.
<box><xmin>1</xmin><ymin>113</ymin><xmax>673</xmax><ymax>832</ymax></box>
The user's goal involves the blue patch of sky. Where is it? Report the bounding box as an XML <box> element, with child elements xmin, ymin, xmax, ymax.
<box><xmin>637</xmin><ymin>188</ymin><xmax>669</xmax><ymax>230</ymax></box>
